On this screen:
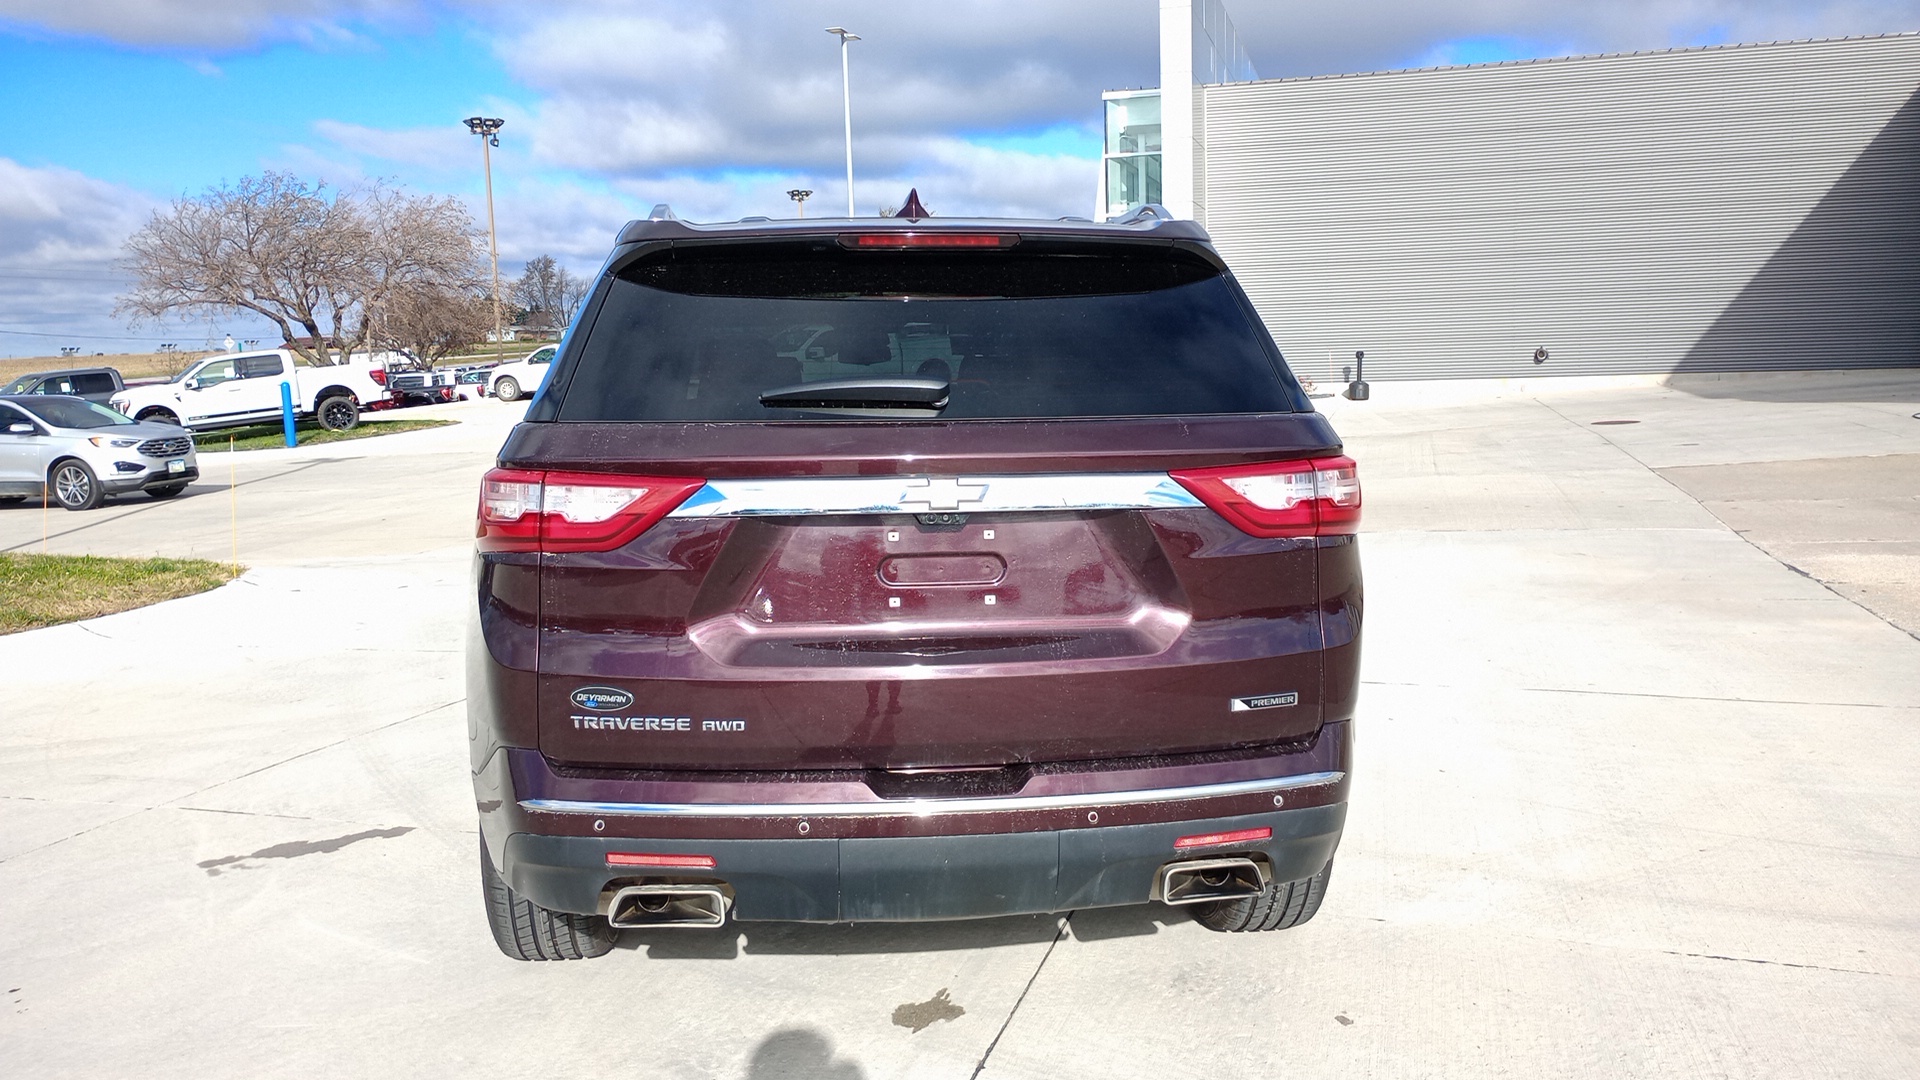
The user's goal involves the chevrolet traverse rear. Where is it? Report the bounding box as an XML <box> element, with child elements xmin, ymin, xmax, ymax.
<box><xmin>469</xmin><ymin>209</ymin><xmax>1362</xmax><ymax>960</ymax></box>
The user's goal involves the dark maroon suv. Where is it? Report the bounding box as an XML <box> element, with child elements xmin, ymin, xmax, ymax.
<box><xmin>468</xmin><ymin>208</ymin><xmax>1362</xmax><ymax>960</ymax></box>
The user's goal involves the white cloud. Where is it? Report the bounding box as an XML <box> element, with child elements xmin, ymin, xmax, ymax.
<box><xmin>496</xmin><ymin>1</ymin><xmax>1143</xmax><ymax>177</ymax></box>
<box><xmin>0</xmin><ymin>159</ymin><xmax>236</xmax><ymax>356</ymax></box>
<box><xmin>312</xmin><ymin>119</ymin><xmax>472</xmax><ymax>170</ymax></box>
<box><xmin>0</xmin><ymin>0</ymin><xmax>423</xmax><ymax>48</ymax></box>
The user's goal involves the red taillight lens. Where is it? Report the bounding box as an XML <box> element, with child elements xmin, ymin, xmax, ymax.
<box><xmin>1170</xmin><ymin>455</ymin><xmax>1361</xmax><ymax>538</ymax></box>
<box><xmin>476</xmin><ymin>468</ymin><xmax>703</xmax><ymax>553</ymax></box>
<box><xmin>369</xmin><ymin>368</ymin><xmax>387</xmax><ymax>386</ymax></box>
<box><xmin>838</xmin><ymin>232</ymin><xmax>1019</xmax><ymax>249</ymax></box>
<box><xmin>605</xmin><ymin>852</ymin><xmax>717</xmax><ymax>869</ymax></box>
<box><xmin>1174</xmin><ymin>826</ymin><xmax>1274</xmax><ymax>850</ymax></box>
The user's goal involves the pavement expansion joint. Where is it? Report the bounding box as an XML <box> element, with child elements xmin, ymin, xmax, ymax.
<box><xmin>969</xmin><ymin>913</ymin><xmax>1071</xmax><ymax>1080</ymax></box>
<box><xmin>1660</xmin><ymin>950</ymin><xmax>1894</xmax><ymax>979</ymax></box>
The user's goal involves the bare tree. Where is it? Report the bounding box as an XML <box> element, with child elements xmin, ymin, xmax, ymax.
<box><xmin>562</xmin><ymin>272</ymin><xmax>591</xmax><ymax>325</ymax></box>
<box><xmin>511</xmin><ymin>254</ymin><xmax>587</xmax><ymax>332</ymax></box>
<box><xmin>119</xmin><ymin>173</ymin><xmax>485</xmax><ymax>367</ymax></box>
<box><xmin>374</xmin><ymin>283</ymin><xmax>492</xmax><ymax>365</ymax></box>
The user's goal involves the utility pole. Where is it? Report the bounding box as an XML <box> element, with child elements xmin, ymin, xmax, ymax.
<box><xmin>825</xmin><ymin>28</ymin><xmax>860</xmax><ymax>217</ymax></box>
<box><xmin>787</xmin><ymin>188</ymin><xmax>814</xmax><ymax>218</ymax></box>
<box><xmin>464</xmin><ymin>116</ymin><xmax>506</xmax><ymax>360</ymax></box>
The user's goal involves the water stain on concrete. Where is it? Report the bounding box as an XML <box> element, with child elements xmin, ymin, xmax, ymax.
<box><xmin>198</xmin><ymin>826</ymin><xmax>414</xmax><ymax>876</ymax></box>
<box><xmin>891</xmin><ymin>988</ymin><xmax>965</xmax><ymax>1033</ymax></box>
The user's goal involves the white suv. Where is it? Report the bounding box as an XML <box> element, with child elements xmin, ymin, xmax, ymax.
<box><xmin>487</xmin><ymin>346</ymin><xmax>556</xmax><ymax>402</ymax></box>
<box><xmin>0</xmin><ymin>395</ymin><xmax>198</xmax><ymax>510</ymax></box>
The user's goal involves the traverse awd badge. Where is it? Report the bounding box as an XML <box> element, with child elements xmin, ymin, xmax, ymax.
<box><xmin>570</xmin><ymin>686</ymin><xmax>635</xmax><ymax>712</ymax></box>
<box><xmin>1231</xmin><ymin>692</ymin><xmax>1298</xmax><ymax>712</ymax></box>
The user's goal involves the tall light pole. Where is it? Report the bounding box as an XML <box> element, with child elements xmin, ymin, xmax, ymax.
<box><xmin>787</xmin><ymin>188</ymin><xmax>813</xmax><ymax>218</ymax></box>
<box><xmin>825</xmin><ymin>27</ymin><xmax>860</xmax><ymax>217</ymax></box>
<box><xmin>464</xmin><ymin>116</ymin><xmax>506</xmax><ymax>359</ymax></box>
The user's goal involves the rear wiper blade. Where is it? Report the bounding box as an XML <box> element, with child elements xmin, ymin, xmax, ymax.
<box><xmin>759</xmin><ymin>377</ymin><xmax>950</xmax><ymax>412</ymax></box>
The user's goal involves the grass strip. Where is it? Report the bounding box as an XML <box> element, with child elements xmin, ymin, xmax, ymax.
<box><xmin>0</xmin><ymin>553</ymin><xmax>235</xmax><ymax>635</ymax></box>
<box><xmin>197</xmin><ymin>417</ymin><xmax>455</xmax><ymax>452</ymax></box>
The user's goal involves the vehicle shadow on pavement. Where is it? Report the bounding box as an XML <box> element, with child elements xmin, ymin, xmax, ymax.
<box><xmin>617</xmin><ymin>903</ymin><xmax>1188</xmax><ymax>960</ymax></box>
<box><xmin>743</xmin><ymin>1028</ymin><xmax>865</xmax><ymax>1080</ymax></box>
<box><xmin>617</xmin><ymin>911</ymin><xmax>1064</xmax><ymax>959</ymax></box>
<box><xmin>1059</xmin><ymin>903</ymin><xmax>1189</xmax><ymax>941</ymax></box>
<box><xmin>1666</xmin><ymin>371</ymin><xmax>1920</xmax><ymax>404</ymax></box>
<box><xmin>0</xmin><ymin>460</ymin><xmax>331</xmax><ymax>554</ymax></box>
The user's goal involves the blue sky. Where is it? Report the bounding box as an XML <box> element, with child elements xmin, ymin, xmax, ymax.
<box><xmin>0</xmin><ymin>23</ymin><xmax>520</xmax><ymax>195</ymax></box>
<box><xmin>2</xmin><ymin>0</ymin><xmax>1916</xmax><ymax>355</ymax></box>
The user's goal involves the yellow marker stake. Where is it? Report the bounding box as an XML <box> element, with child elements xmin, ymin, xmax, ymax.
<box><xmin>229</xmin><ymin>435</ymin><xmax>239</xmax><ymax>578</ymax></box>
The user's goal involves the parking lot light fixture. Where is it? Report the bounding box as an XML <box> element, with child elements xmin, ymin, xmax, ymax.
<box><xmin>825</xmin><ymin>28</ymin><xmax>860</xmax><ymax>217</ymax></box>
<box><xmin>464</xmin><ymin>116</ymin><xmax>507</xmax><ymax>360</ymax></box>
<box><xmin>787</xmin><ymin>188</ymin><xmax>814</xmax><ymax>218</ymax></box>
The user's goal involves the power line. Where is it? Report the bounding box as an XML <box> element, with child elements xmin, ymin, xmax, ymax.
<box><xmin>0</xmin><ymin>327</ymin><xmax>162</xmax><ymax>341</ymax></box>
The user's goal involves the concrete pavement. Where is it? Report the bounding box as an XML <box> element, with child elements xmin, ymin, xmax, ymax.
<box><xmin>1</xmin><ymin>376</ymin><xmax>1917</xmax><ymax>1078</ymax></box>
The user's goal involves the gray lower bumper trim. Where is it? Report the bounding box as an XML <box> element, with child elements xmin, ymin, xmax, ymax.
<box><xmin>520</xmin><ymin>770</ymin><xmax>1343</xmax><ymax>819</ymax></box>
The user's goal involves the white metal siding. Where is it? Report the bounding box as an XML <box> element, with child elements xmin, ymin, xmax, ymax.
<box><xmin>1201</xmin><ymin>35</ymin><xmax>1920</xmax><ymax>381</ymax></box>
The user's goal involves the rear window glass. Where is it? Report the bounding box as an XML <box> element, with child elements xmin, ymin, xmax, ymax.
<box><xmin>553</xmin><ymin>243</ymin><xmax>1296</xmax><ymax>421</ymax></box>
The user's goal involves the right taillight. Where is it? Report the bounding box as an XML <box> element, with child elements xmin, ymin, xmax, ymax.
<box><xmin>1169</xmin><ymin>455</ymin><xmax>1361</xmax><ymax>538</ymax></box>
<box><xmin>477</xmin><ymin>468</ymin><xmax>703</xmax><ymax>553</ymax></box>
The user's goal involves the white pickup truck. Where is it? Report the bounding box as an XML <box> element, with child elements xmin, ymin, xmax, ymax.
<box><xmin>111</xmin><ymin>350</ymin><xmax>391</xmax><ymax>432</ymax></box>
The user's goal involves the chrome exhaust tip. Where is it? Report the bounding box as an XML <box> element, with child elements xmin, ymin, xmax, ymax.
<box><xmin>604</xmin><ymin>884</ymin><xmax>730</xmax><ymax>929</ymax></box>
<box><xmin>1156</xmin><ymin>857</ymin><xmax>1269</xmax><ymax>906</ymax></box>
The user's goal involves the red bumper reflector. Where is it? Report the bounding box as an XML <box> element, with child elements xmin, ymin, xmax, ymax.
<box><xmin>1173</xmin><ymin>827</ymin><xmax>1273</xmax><ymax>850</ymax></box>
<box><xmin>605</xmin><ymin>852</ymin><xmax>717</xmax><ymax>869</ymax></box>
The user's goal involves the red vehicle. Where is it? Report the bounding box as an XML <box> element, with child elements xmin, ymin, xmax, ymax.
<box><xmin>469</xmin><ymin>207</ymin><xmax>1361</xmax><ymax>959</ymax></box>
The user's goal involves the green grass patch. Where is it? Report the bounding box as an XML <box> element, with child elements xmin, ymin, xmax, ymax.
<box><xmin>0</xmin><ymin>553</ymin><xmax>235</xmax><ymax>635</ymax></box>
<box><xmin>197</xmin><ymin>417</ymin><xmax>455</xmax><ymax>452</ymax></box>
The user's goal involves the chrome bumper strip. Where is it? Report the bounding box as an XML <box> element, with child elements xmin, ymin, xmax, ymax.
<box><xmin>520</xmin><ymin>770</ymin><xmax>1343</xmax><ymax>819</ymax></box>
<box><xmin>666</xmin><ymin>473</ymin><xmax>1204</xmax><ymax>517</ymax></box>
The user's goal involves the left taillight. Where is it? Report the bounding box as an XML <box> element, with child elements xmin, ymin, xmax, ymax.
<box><xmin>1169</xmin><ymin>455</ymin><xmax>1361</xmax><ymax>538</ymax></box>
<box><xmin>476</xmin><ymin>468</ymin><xmax>704</xmax><ymax>553</ymax></box>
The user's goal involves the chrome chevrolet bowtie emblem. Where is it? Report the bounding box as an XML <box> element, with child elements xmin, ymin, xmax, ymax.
<box><xmin>900</xmin><ymin>476</ymin><xmax>988</xmax><ymax>512</ymax></box>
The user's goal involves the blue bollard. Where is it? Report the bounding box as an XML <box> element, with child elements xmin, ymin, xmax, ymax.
<box><xmin>280</xmin><ymin>382</ymin><xmax>297</xmax><ymax>447</ymax></box>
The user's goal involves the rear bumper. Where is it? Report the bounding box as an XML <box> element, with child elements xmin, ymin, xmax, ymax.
<box><xmin>477</xmin><ymin>721</ymin><xmax>1350</xmax><ymax>921</ymax></box>
<box><xmin>505</xmin><ymin>803</ymin><xmax>1344</xmax><ymax>921</ymax></box>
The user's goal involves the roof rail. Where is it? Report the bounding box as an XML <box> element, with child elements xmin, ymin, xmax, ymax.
<box><xmin>1111</xmin><ymin>204</ymin><xmax>1172</xmax><ymax>225</ymax></box>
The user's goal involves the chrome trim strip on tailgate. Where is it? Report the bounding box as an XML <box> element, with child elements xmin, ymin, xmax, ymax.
<box><xmin>520</xmin><ymin>770</ymin><xmax>1343</xmax><ymax>819</ymax></box>
<box><xmin>666</xmin><ymin>473</ymin><xmax>1204</xmax><ymax>517</ymax></box>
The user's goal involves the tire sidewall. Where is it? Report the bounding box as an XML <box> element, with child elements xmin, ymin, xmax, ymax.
<box><xmin>317</xmin><ymin>396</ymin><xmax>359</xmax><ymax>431</ymax></box>
<box><xmin>495</xmin><ymin>377</ymin><xmax>521</xmax><ymax>402</ymax></box>
<box><xmin>51</xmin><ymin>460</ymin><xmax>100</xmax><ymax>510</ymax></box>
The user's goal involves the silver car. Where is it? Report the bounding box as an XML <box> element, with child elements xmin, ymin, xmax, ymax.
<box><xmin>0</xmin><ymin>394</ymin><xmax>199</xmax><ymax>511</ymax></box>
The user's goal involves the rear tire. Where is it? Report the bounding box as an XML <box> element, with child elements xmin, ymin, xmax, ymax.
<box><xmin>316</xmin><ymin>395</ymin><xmax>359</xmax><ymax>431</ymax></box>
<box><xmin>479</xmin><ymin>835</ymin><xmax>614</xmax><ymax>961</ymax></box>
<box><xmin>146</xmin><ymin>484</ymin><xmax>188</xmax><ymax>499</ymax></box>
<box><xmin>1191</xmin><ymin>858</ymin><xmax>1333</xmax><ymax>933</ymax></box>
<box><xmin>50</xmin><ymin>460</ymin><xmax>103</xmax><ymax>511</ymax></box>
<box><xmin>494</xmin><ymin>376</ymin><xmax>522</xmax><ymax>402</ymax></box>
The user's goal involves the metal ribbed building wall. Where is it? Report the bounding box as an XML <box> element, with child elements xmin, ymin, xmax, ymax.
<box><xmin>1200</xmin><ymin>35</ymin><xmax>1920</xmax><ymax>381</ymax></box>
